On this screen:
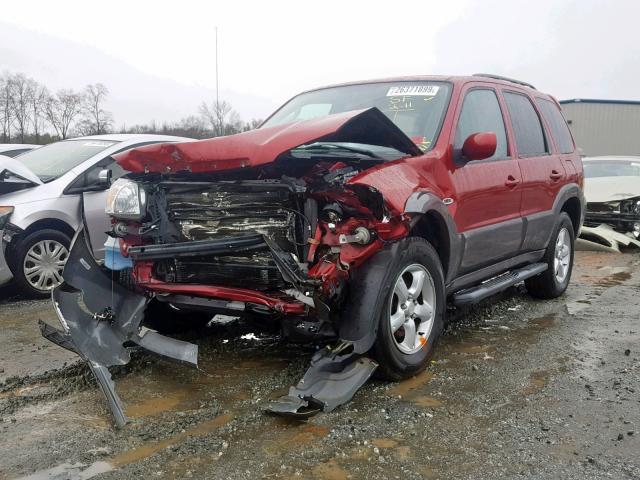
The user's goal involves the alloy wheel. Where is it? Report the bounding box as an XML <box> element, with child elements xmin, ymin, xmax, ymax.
<box><xmin>389</xmin><ymin>263</ymin><xmax>436</xmax><ymax>354</ymax></box>
<box><xmin>554</xmin><ymin>227</ymin><xmax>571</xmax><ymax>283</ymax></box>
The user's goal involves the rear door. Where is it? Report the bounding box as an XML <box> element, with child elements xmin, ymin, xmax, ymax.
<box><xmin>502</xmin><ymin>90</ymin><xmax>566</xmax><ymax>252</ymax></box>
<box><xmin>536</xmin><ymin>97</ymin><xmax>581</xmax><ymax>185</ymax></box>
<box><xmin>449</xmin><ymin>84</ymin><xmax>524</xmax><ymax>273</ymax></box>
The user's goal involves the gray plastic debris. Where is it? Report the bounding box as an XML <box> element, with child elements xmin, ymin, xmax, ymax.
<box><xmin>267</xmin><ymin>343</ymin><xmax>378</xmax><ymax>418</ymax></box>
<box><xmin>41</xmin><ymin>229</ymin><xmax>198</xmax><ymax>428</ymax></box>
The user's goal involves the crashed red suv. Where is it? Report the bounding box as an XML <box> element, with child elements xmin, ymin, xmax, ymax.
<box><xmin>44</xmin><ymin>74</ymin><xmax>584</xmax><ymax>425</ymax></box>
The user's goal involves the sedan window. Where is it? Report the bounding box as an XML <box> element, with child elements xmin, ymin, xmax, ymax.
<box><xmin>17</xmin><ymin>139</ymin><xmax>117</xmax><ymax>182</ymax></box>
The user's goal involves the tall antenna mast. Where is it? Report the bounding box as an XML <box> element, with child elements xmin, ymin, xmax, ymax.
<box><xmin>215</xmin><ymin>26</ymin><xmax>219</xmax><ymax>109</ymax></box>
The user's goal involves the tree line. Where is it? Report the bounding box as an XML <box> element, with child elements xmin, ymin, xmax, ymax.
<box><xmin>0</xmin><ymin>71</ymin><xmax>262</xmax><ymax>145</ymax></box>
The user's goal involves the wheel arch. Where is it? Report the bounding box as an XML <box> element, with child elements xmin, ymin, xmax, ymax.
<box><xmin>552</xmin><ymin>183</ymin><xmax>585</xmax><ymax>236</ymax></box>
<box><xmin>20</xmin><ymin>219</ymin><xmax>75</xmax><ymax>241</ymax></box>
<box><xmin>404</xmin><ymin>191</ymin><xmax>461</xmax><ymax>283</ymax></box>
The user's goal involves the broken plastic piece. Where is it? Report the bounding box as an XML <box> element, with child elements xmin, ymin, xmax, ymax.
<box><xmin>267</xmin><ymin>343</ymin><xmax>378</xmax><ymax>418</ymax></box>
<box><xmin>42</xmin><ymin>229</ymin><xmax>199</xmax><ymax>428</ymax></box>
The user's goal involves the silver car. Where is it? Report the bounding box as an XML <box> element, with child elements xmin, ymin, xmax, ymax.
<box><xmin>0</xmin><ymin>134</ymin><xmax>192</xmax><ymax>297</ymax></box>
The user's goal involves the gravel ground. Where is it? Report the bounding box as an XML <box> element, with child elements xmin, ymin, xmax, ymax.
<box><xmin>0</xmin><ymin>249</ymin><xmax>639</xmax><ymax>480</ymax></box>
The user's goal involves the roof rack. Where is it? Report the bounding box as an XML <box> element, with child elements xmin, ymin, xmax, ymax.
<box><xmin>473</xmin><ymin>73</ymin><xmax>536</xmax><ymax>90</ymax></box>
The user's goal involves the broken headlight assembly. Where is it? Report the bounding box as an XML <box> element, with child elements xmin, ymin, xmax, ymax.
<box><xmin>0</xmin><ymin>206</ymin><xmax>14</xmax><ymax>229</ymax></box>
<box><xmin>105</xmin><ymin>179</ymin><xmax>147</xmax><ymax>220</ymax></box>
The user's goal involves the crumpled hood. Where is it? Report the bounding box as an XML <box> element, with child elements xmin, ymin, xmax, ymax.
<box><xmin>114</xmin><ymin>108</ymin><xmax>421</xmax><ymax>174</ymax></box>
<box><xmin>585</xmin><ymin>176</ymin><xmax>640</xmax><ymax>203</ymax></box>
<box><xmin>0</xmin><ymin>154</ymin><xmax>42</xmax><ymax>195</ymax></box>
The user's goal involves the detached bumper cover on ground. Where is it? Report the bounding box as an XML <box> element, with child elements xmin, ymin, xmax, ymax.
<box><xmin>40</xmin><ymin>230</ymin><xmax>198</xmax><ymax>427</ymax></box>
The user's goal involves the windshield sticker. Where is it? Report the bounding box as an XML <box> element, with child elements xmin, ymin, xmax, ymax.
<box><xmin>386</xmin><ymin>85</ymin><xmax>440</xmax><ymax>97</ymax></box>
<box><xmin>388</xmin><ymin>96</ymin><xmax>416</xmax><ymax>112</ymax></box>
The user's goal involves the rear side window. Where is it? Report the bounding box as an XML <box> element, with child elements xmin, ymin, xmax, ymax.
<box><xmin>503</xmin><ymin>92</ymin><xmax>548</xmax><ymax>157</ymax></box>
<box><xmin>454</xmin><ymin>89</ymin><xmax>508</xmax><ymax>161</ymax></box>
<box><xmin>536</xmin><ymin>98</ymin><xmax>575</xmax><ymax>154</ymax></box>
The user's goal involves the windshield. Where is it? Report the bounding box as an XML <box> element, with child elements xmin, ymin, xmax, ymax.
<box><xmin>263</xmin><ymin>82</ymin><xmax>452</xmax><ymax>152</ymax></box>
<box><xmin>17</xmin><ymin>139</ymin><xmax>117</xmax><ymax>182</ymax></box>
<box><xmin>584</xmin><ymin>160</ymin><xmax>640</xmax><ymax>178</ymax></box>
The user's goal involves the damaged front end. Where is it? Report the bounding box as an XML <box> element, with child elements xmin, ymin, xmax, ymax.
<box><xmin>43</xmin><ymin>108</ymin><xmax>420</xmax><ymax>424</ymax></box>
<box><xmin>584</xmin><ymin>196</ymin><xmax>640</xmax><ymax>239</ymax></box>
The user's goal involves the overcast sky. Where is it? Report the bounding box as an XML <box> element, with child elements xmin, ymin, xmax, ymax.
<box><xmin>1</xmin><ymin>0</ymin><xmax>639</xmax><ymax>126</ymax></box>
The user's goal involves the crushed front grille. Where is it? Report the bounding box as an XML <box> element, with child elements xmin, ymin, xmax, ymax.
<box><xmin>153</xmin><ymin>182</ymin><xmax>303</xmax><ymax>290</ymax></box>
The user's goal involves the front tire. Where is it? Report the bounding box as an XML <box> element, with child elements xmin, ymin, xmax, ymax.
<box><xmin>10</xmin><ymin>229</ymin><xmax>71</xmax><ymax>298</ymax></box>
<box><xmin>525</xmin><ymin>212</ymin><xmax>575</xmax><ymax>299</ymax></box>
<box><xmin>372</xmin><ymin>237</ymin><xmax>445</xmax><ymax>380</ymax></box>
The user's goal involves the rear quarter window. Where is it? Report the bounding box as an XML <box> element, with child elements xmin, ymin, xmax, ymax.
<box><xmin>536</xmin><ymin>98</ymin><xmax>575</xmax><ymax>154</ymax></box>
<box><xmin>503</xmin><ymin>92</ymin><xmax>548</xmax><ymax>157</ymax></box>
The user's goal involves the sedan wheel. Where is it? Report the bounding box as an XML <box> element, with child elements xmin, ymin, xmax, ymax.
<box><xmin>23</xmin><ymin>240</ymin><xmax>69</xmax><ymax>292</ymax></box>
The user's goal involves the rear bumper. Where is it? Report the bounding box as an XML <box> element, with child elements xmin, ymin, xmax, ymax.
<box><xmin>0</xmin><ymin>230</ymin><xmax>14</xmax><ymax>286</ymax></box>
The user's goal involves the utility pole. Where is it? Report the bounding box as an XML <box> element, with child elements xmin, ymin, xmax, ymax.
<box><xmin>215</xmin><ymin>26</ymin><xmax>220</xmax><ymax>136</ymax></box>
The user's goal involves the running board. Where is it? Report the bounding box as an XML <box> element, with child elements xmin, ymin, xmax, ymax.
<box><xmin>452</xmin><ymin>262</ymin><xmax>547</xmax><ymax>306</ymax></box>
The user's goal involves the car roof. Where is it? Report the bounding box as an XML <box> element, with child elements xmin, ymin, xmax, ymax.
<box><xmin>300</xmin><ymin>74</ymin><xmax>545</xmax><ymax>96</ymax></box>
<box><xmin>583</xmin><ymin>155</ymin><xmax>640</xmax><ymax>162</ymax></box>
<box><xmin>0</xmin><ymin>144</ymin><xmax>40</xmax><ymax>151</ymax></box>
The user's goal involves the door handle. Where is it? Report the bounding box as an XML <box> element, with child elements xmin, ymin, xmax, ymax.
<box><xmin>549</xmin><ymin>170</ymin><xmax>563</xmax><ymax>180</ymax></box>
<box><xmin>505</xmin><ymin>175</ymin><xmax>520</xmax><ymax>187</ymax></box>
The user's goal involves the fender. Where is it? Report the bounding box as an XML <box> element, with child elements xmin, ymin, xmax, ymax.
<box><xmin>552</xmin><ymin>182</ymin><xmax>585</xmax><ymax>232</ymax></box>
<box><xmin>404</xmin><ymin>190</ymin><xmax>463</xmax><ymax>284</ymax></box>
<box><xmin>325</xmin><ymin>189</ymin><xmax>460</xmax><ymax>353</ymax></box>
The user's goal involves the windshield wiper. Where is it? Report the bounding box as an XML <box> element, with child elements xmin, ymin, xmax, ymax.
<box><xmin>293</xmin><ymin>142</ymin><xmax>383</xmax><ymax>159</ymax></box>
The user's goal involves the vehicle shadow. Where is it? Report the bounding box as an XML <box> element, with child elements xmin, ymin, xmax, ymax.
<box><xmin>0</xmin><ymin>283</ymin><xmax>37</xmax><ymax>305</ymax></box>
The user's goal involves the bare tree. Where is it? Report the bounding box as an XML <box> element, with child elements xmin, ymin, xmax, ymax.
<box><xmin>0</xmin><ymin>73</ymin><xmax>14</xmax><ymax>142</ymax></box>
<box><xmin>199</xmin><ymin>99</ymin><xmax>238</xmax><ymax>137</ymax></box>
<box><xmin>45</xmin><ymin>89</ymin><xmax>84</xmax><ymax>140</ymax></box>
<box><xmin>9</xmin><ymin>73</ymin><xmax>36</xmax><ymax>143</ymax></box>
<box><xmin>244</xmin><ymin>118</ymin><xmax>263</xmax><ymax>131</ymax></box>
<box><xmin>30</xmin><ymin>81</ymin><xmax>48</xmax><ymax>144</ymax></box>
<box><xmin>79</xmin><ymin>83</ymin><xmax>113</xmax><ymax>135</ymax></box>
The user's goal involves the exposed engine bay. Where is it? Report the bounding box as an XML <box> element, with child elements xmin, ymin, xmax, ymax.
<box><xmin>113</xmin><ymin>154</ymin><xmax>408</xmax><ymax>329</ymax></box>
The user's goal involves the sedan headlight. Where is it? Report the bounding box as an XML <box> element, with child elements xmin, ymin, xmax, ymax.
<box><xmin>0</xmin><ymin>206</ymin><xmax>14</xmax><ymax>229</ymax></box>
<box><xmin>105</xmin><ymin>179</ymin><xmax>146</xmax><ymax>220</ymax></box>
<box><xmin>619</xmin><ymin>198</ymin><xmax>640</xmax><ymax>216</ymax></box>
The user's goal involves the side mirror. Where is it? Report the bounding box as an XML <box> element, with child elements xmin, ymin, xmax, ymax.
<box><xmin>82</xmin><ymin>168</ymin><xmax>112</xmax><ymax>191</ymax></box>
<box><xmin>97</xmin><ymin>169</ymin><xmax>112</xmax><ymax>187</ymax></box>
<box><xmin>461</xmin><ymin>132</ymin><xmax>497</xmax><ymax>162</ymax></box>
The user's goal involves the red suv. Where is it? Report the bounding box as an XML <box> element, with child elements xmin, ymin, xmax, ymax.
<box><xmin>44</xmin><ymin>74</ymin><xmax>584</xmax><ymax>424</ymax></box>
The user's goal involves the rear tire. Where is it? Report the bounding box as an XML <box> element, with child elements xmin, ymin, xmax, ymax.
<box><xmin>10</xmin><ymin>229</ymin><xmax>71</xmax><ymax>299</ymax></box>
<box><xmin>525</xmin><ymin>212</ymin><xmax>575</xmax><ymax>299</ymax></box>
<box><xmin>372</xmin><ymin>237</ymin><xmax>445</xmax><ymax>381</ymax></box>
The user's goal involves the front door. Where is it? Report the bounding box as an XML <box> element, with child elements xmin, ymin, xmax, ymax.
<box><xmin>449</xmin><ymin>85</ymin><xmax>524</xmax><ymax>273</ymax></box>
<box><xmin>81</xmin><ymin>158</ymin><xmax>127</xmax><ymax>260</ymax></box>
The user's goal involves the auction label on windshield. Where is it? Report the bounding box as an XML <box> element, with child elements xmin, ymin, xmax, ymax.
<box><xmin>386</xmin><ymin>85</ymin><xmax>440</xmax><ymax>96</ymax></box>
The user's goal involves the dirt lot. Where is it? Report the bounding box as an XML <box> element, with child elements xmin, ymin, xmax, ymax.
<box><xmin>0</xmin><ymin>249</ymin><xmax>639</xmax><ymax>480</ymax></box>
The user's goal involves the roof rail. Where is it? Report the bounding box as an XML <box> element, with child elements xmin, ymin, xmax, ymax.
<box><xmin>473</xmin><ymin>73</ymin><xmax>536</xmax><ymax>90</ymax></box>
